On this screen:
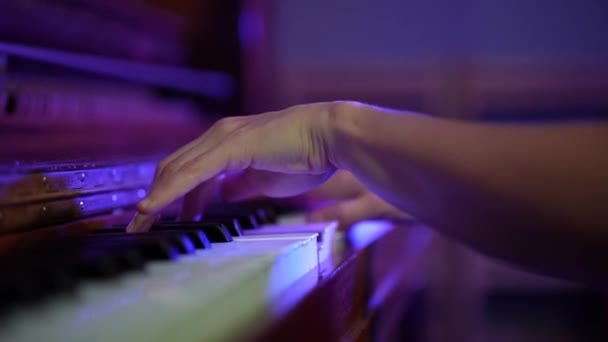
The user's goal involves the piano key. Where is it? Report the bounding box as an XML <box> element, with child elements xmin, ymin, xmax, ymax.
<box><xmin>254</xmin><ymin>206</ymin><xmax>278</xmax><ymax>224</ymax></box>
<box><xmin>58</xmin><ymin>242</ymin><xmax>146</xmax><ymax>275</ymax></box>
<box><xmin>145</xmin><ymin>229</ymin><xmax>211</xmax><ymax>250</ymax></box>
<box><xmin>105</xmin><ymin>248</ymin><xmax>145</xmax><ymax>271</ymax></box>
<box><xmin>102</xmin><ymin>224</ymin><xmax>223</xmax><ymax>245</ymax></box>
<box><xmin>203</xmin><ymin>214</ymin><xmax>258</xmax><ymax>230</ymax></box>
<box><xmin>202</xmin><ymin>204</ymin><xmax>264</xmax><ymax>229</ymax></box>
<box><xmin>11</xmin><ymin>246</ymin><xmax>124</xmax><ymax>287</ymax></box>
<box><xmin>244</xmin><ymin>221</ymin><xmax>340</xmax><ymax>276</ymax></box>
<box><xmin>0</xmin><ymin>229</ymin><xmax>324</xmax><ymax>342</ymax></box>
<box><xmin>157</xmin><ymin>216</ymin><xmax>243</xmax><ymax>237</ymax></box>
<box><xmin>0</xmin><ymin>247</ymin><xmax>106</xmax><ymax>304</ymax></box>
<box><xmin>73</xmin><ymin>252</ymin><xmax>121</xmax><ymax>278</ymax></box>
<box><xmin>79</xmin><ymin>232</ymin><xmax>196</xmax><ymax>255</ymax></box>
<box><xmin>204</xmin><ymin>203</ymin><xmax>278</xmax><ymax>225</ymax></box>
<box><xmin>1</xmin><ymin>263</ymin><xmax>72</xmax><ymax>304</ymax></box>
<box><xmin>198</xmin><ymin>218</ymin><xmax>244</xmax><ymax>236</ymax></box>
<box><xmin>38</xmin><ymin>263</ymin><xmax>78</xmax><ymax>293</ymax></box>
<box><xmin>76</xmin><ymin>238</ymin><xmax>180</xmax><ymax>261</ymax></box>
<box><xmin>152</xmin><ymin>222</ymin><xmax>233</xmax><ymax>243</ymax></box>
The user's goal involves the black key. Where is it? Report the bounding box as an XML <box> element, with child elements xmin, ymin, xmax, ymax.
<box><xmin>41</xmin><ymin>262</ymin><xmax>78</xmax><ymax>292</ymax></box>
<box><xmin>152</xmin><ymin>222</ymin><xmax>233</xmax><ymax>243</ymax></box>
<box><xmin>254</xmin><ymin>206</ymin><xmax>278</xmax><ymax>224</ymax></box>
<box><xmin>198</xmin><ymin>218</ymin><xmax>243</xmax><ymax>236</ymax></box>
<box><xmin>184</xmin><ymin>230</ymin><xmax>212</xmax><ymax>249</ymax></box>
<box><xmin>23</xmin><ymin>243</ymin><xmax>130</xmax><ymax>282</ymax></box>
<box><xmin>74</xmin><ymin>244</ymin><xmax>147</xmax><ymax>277</ymax></box>
<box><xmin>203</xmin><ymin>205</ymin><xmax>262</xmax><ymax>229</ymax></box>
<box><xmin>102</xmin><ymin>223</ymin><xmax>232</xmax><ymax>244</ymax></box>
<box><xmin>147</xmin><ymin>229</ymin><xmax>211</xmax><ymax>249</ymax></box>
<box><xmin>76</xmin><ymin>237</ymin><xmax>180</xmax><ymax>261</ymax></box>
<box><xmin>242</xmin><ymin>205</ymin><xmax>278</xmax><ymax>224</ymax></box>
<box><xmin>2</xmin><ymin>263</ymin><xmax>71</xmax><ymax>303</ymax></box>
<box><xmin>3</xmin><ymin>267</ymin><xmax>49</xmax><ymax>302</ymax></box>
<box><xmin>202</xmin><ymin>213</ymin><xmax>257</xmax><ymax>229</ymax></box>
<box><xmin>87</xmin><ymin>232</ymin><xmax>196</xmax><ymax>255</ymax></box>
<box><xmin>108</xmin><ymin>248</ymin><xmax>145</xmax><ymax>271</ymax></box>
<box><xmin>0</xmin><ymin>248</ymin><xmax>80</xmax><ymax>304</ymax></box>
<box><xmin>74</xmin><ymin>251</ymin><xmax>121</xmax><ymax>278</ymax></box>
<box><xmin>133</xmin><ymin>240</ymin><xmax>180</xmax><ymax>260</ymax></box>
<box><xmin>98</xmin><ymin>230</ymin><xmax>205</xmax><ymax>251</ymax></box>
<box><xmin>202</xmin><ymin>217</ymin><xmax>247</xmax><ymax>233</ymax></box>
<box><xmin>104</xmin><ymin>224</ymin><xmax>229</xmax><ymax>244</ymax></box>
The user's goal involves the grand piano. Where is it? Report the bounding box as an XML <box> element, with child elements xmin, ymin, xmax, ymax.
<box><xmin>0</xmin><ymin>1</ymin><xmax>432</xmax><ymax>341</ymax></box>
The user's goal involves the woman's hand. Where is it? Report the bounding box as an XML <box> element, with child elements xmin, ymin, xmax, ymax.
<box><xmin>307</xmin><ymin>190</ymin><xmax>413</xmax><ymax>229</ymax></box>
<box><xmin>127</xmin><ymin>102</ymin><xmax>341</xmax><ymax>232</ymax></box>
<box><xmin>294</xmin><ymin>170</ymin><xmax>412</xmax><ymax>229</ymax></box>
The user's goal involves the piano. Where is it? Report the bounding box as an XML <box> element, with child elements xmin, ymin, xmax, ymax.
<box><xmin>0</xmin><ymin>2</ymin><xmax>433</xmax><ymax>341</ymax></box>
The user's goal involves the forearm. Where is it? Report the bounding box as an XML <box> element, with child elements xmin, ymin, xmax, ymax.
<box><xmin>328</xmin><ymin>102</ymin><xmax>608</xmax><ymax>284</ymax></box>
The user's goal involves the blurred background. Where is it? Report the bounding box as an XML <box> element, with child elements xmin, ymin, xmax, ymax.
<box><xmin>273</xmin><ymin>0</ymin><xmax>608</xmax><ymax>121</ymax></box>
<box><xmin>1</xmin><ymin>0</ymin><xmax>607</xmax><ymax>341</ymax></box>
<box><xmin>275</xmin><ymin>3</ymin><xmax>608</xmax><ymax>340</ymax></box>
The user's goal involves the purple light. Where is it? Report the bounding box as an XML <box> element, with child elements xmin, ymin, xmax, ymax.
<box><xmin>239</xmin><ymin>10</ymin><xmax>264</xmax><ymax>47</ymax></box>
<box><xmin>0</xmin><ymin>41</ymin><xmax>235</xmax><ymax>99</ymax></box>
<box><xmin>348</xmin><ymin>220</ymin><xmax>393</xmax><ymax>249</ymax></box>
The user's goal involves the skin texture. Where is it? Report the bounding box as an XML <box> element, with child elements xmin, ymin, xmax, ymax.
<box><xmin>291</xmin><ymin>170</ymin><xmax>413</xmax><ymax>229</ymax></box>
<box><xmin>127</xmin><ymin>101</ymin><xmax>608</xmax><ymax>286</ymax></box>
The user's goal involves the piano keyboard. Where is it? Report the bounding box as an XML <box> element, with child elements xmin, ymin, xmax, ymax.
<box><xmin>0</xmin><ymin>205</ymin><xmax>339</xmax><ymax>342</ymax></box>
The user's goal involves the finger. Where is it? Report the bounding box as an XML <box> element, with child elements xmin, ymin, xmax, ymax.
<box><xmin>306</xmin><ymin>195</ymin><xmax>375</xmax><ymax>229</ymax></box>
<box><xmin>179</xmin><ymin>183</ymin><xmax>206</xmax><ymax>222</ymax></box>
<box><xmin>285</xmin><ymin>171</ymin><xmax>365</xmax><ymax>209</ymax></box>
<box><xmin>221</xmin><ymin>169</ymin><xmax>333</xmax><ymax>202</ymax></box>
<box><xmin>179</xmin><ymin>174</ymin><xmax>226</xmax><ymax>221</ymax></box>
<box><xmin>138</xmin><ymin>142</ymin><xmax>244</xmax><ymax>215</ymax></box>
<box><xmin>291</xmin><ymin>170</ymin><xmax>366</xmax><ymax>204</ymax></box>
<box><xmin>126</xmin><ymin>212</ymin><xmax>157</xmax><ymax>233</ymax></box>
<box><xmin>156</xmin><ymin>134</ymin><xmax>206</xmax><ymax>175</ymax></box>
<box><xmin>156</xmin><ymin>117</ymin><xmax>246</xmax><ymax>180</ymax></box>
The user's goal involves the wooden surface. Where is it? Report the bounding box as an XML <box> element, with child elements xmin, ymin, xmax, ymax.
<box><xmin>255</xmin><ymin>221</ymin><xmax>434</xmax><ymax>342</ymax></box>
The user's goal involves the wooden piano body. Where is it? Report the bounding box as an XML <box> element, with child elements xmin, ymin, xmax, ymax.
<box><xmin>0</xmin><ymin>2</ymin><xmax>432</xmax><ymax>341</ymax></box>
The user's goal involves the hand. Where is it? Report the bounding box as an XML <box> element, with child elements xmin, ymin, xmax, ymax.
<box><xmin>298</xmin><ymin>170</ymin><xmax>413</xmax><ymax>229</ymax></box>
<box><xmin>127</xmin><ymin>102</ymin><xmax>340</xmax><ymax>232</ymax></box>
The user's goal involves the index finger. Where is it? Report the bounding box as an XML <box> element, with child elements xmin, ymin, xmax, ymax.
<box><xmin>138</xmin><ymin>143</ymin><xmax>243</xmax><ymax>216</ymax></box>
<box><xmin>126</xmin><ymin>148</ymin><xmax>230</xmax><ymax>233</ymax></box>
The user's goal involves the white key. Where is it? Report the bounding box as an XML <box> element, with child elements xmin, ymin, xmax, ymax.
<box><xmin>249</xmin><ymin>221</ymin><xmax>340</xmax><ymax>276</ymax></box>
<box><xmin>0</xmin><ymin>228</ymin><xmax>325</xmax><ymax>342</ymax></box>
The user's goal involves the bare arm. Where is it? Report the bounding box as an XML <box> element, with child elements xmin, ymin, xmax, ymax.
<box><xmin>330</xmin><ymin>102</ymin><xmax>608</xmax><ymax>284</ymax></box>
<box><xmin>130</xmin><ymin>101</ymin><xmax>608</xmax><ymax>285</ymax></box>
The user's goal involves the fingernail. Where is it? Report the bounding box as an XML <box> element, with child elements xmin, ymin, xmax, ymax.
<box><xmin>139</xmin><ymin>198</ymin><xmax>152</xmax><ymax>210</ymax></box>
<box><xmin>126</xmin><ymin>213</ymin><xmax>155</xmax><ymax>233</ymax></box>
<box><xmin>125</xmin><ymin>214</ymin><xmax>139</xmax><ymax>233</ymax></box>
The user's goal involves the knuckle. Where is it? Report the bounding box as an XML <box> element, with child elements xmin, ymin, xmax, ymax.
<box><xmin>224</xmin><ymin>154</ymin><xmax>246</xmax><ymax>170</ymax></box>
<box><xmin>162</xmin><ymin>162</ymin><xmax>181</xmax><ymax>176</ymax></box>
<box><xmin>214</xmin><ymin>117</ymin><xmax>240</xmax><ymax>134</ymax></box>
<box><xmin>179</xmin><ymin>160</ymin><xmax>198</xmax><ymax>174</ymax></box>
<box><xmin>156</xmin><ymin>159</ymin><xmax>169</xmax><ymax>175</ymax></box>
